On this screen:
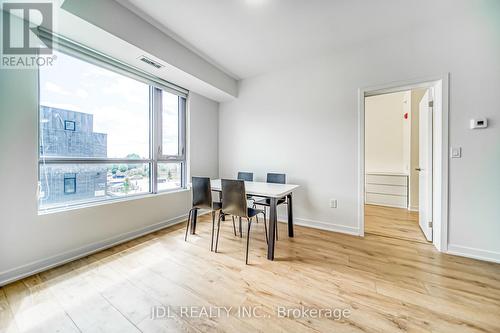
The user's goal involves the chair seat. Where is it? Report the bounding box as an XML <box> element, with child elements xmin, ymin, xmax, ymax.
<box><xmin>253</xmin><ymin>197</ymin><xmax>286</xmax><ymax>207</ymax></box>
<box><xmin>247</xmin><ymin>207</ymin><xmax>265</xmax><ymax>218</ymax></box>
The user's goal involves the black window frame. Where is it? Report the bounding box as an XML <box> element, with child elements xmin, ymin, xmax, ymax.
<box><xmin>64</xmin><ymin>120</ymin><xmax>76</xmax><ymax>131</ymax></box>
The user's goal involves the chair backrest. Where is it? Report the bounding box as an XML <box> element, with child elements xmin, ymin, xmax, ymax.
<box><xmin>192</xmin><ymin>177</ymin><xmax>212</xmax><ymax>209</ymax></box>
<box><xmin>221</xmin><ymin>179</ymin><xmax>248</xmax><ymax>218</ymax></box>
<box><xmin>237</xmin><ymin>172</ymin><xmax>254</xmax><ymax>182</ymax></box>
<box><xmin>267</xmin><ymin>173</ymin><xmax>286</xmax><ymax>184</ymax></box>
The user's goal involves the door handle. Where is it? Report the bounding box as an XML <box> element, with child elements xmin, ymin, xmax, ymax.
<box><xmin>415</xmin><ymin>168</ymin><xmax>422</xmax><ymax>171</ymax></box>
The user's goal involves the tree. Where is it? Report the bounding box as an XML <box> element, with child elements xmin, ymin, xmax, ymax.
<box><xmin>125</xmin><ymin>153</ymin><xmax>140</xmax><ymax>159</ymax></box>
<box><xmin>125</xmin><ymin>154</ymin><xmax>140</xmax><ymax>170</ymax></box>
<box><xmin>167</xmin><ymin>169</ymin><xmax>173</xmax><ymax>180</ymax></box>
<box><xmin>119</xmin><ymin>164</ymin><xmax>128</xmax><ymax>173</ymax></box>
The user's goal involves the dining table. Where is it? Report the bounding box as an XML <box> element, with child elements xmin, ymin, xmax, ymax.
<box><xmin>189</xmin><ymin>179</ymin><xmax>300</xmax><ymax>260</ymax></box>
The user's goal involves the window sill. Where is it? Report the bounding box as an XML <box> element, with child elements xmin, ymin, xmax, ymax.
<box><xmin>37</xmin><ymin>188</ymin><xmax>190</xmax><ymax>216</ymax></box>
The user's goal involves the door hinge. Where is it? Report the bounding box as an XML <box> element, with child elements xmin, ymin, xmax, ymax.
<box><xmin>428</xmin><ymin>221</ymin><xmax>433</xmax><ymax>228</ymax></box>
<box><xmin>428</xmin><ymin>101</ymin><xmax>434</xmax><ymax>108</ymax></box>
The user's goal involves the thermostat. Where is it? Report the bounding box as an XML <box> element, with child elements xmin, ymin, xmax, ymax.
<box><xmin>470</xmin><ymin>118</ymin><xmax>488</xmax><ymax>129</ymax></box>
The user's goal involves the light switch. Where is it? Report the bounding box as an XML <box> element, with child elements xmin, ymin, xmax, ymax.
<box><xmin>451</xmin><ymin>147</ymin><xmax>462</xmax><ymax>158</ymax></box>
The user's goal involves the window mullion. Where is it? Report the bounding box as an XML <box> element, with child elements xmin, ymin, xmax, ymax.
<box><xmin>151</xmin><ymin>87</ymin><xmax>162</xmax><ymax>194</ymax></box>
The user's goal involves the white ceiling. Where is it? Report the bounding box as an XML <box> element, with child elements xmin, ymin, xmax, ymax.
<box><xmin>121</xmin><ymin>0</ymin><xmax>461</xmax><ymax>80</ymax></box>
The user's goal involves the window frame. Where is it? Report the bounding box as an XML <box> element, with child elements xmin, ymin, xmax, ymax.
<box><xmin>150</xmin><ymin>87</ymin><xmax>187</xmax><ymax>193</ymax></box>
<box><xmin>64</xmin><ymin>120</ymin><xmax>76</xmax><ymax>131</ymax></box>
<box><xmin>37</xmin><ymin>34</ymin><xmax>188</xmax><ymax>211</ymax></box>
<box><xmin>63</xmin><ymin>173</ymin><xmax>77</xmax><ymax>194</ymax></box>
<box><xmin>156</xmin><ymin>90</ymin><xmax>186</xmax><ymax>161</ymax></box>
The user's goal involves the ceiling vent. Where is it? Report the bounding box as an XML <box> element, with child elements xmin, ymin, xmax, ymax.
<box><xmin>138</xmin><ymin>56</ymin><xmax>163</xmax><ymax>69</ymax></box>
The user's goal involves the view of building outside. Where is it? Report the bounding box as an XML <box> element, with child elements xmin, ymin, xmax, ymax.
<box><xmin>39</xmin><ymin>106</ymin><xmax>108</xmax><ymax>207</ymax></box>
<box><xmin>38</xmin><ymin>106</ymin><xmax>153</xmax><ymax>208</ymax></box>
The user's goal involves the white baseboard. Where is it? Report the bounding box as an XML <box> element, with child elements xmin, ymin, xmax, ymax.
<box><xmin>447</xmin><ymin>244</ymin><xmax>500</xmax><ymax>264</ymax></box>
<box><xmin>0</xmin><ymin>212</ymin><xmax>201</xmax><ymax>287</ymax></box>
<box><xmin>277</xmin><ymin>216</ymin><xmax>360</xmax><ymax>236</ymax></box>
<box><xmin>408</xmin><ymin>205</ymin><xmax>419</xmax><ymax>212</ymax></box>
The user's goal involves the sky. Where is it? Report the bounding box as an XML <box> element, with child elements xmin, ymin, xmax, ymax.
<box><xmin>39</xmin><ymin>50</ymin><xmax>179</xmax><ymax>159</ymax></box>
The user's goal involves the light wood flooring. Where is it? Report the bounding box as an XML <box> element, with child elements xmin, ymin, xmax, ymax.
<box><xmin>1</xmin><ymin>214</ymin><xmax>500</xmax><ymax>333</ymax></box>
<box><xmin>365</xmin><ymin>204</ymin><xmax>428</xmax><ymax>243</ymax></box>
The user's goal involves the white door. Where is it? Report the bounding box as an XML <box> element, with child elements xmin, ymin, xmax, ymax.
<box><xmin>418</xmin><ymin>89</ymin><xmax>433</xmax><ymax>241</ymax></box>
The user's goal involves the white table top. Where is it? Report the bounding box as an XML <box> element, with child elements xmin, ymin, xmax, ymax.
<box><xmin>211</xmin><ymin>179</ymin><xmax>299</xmax><ymax>198</ymax></box>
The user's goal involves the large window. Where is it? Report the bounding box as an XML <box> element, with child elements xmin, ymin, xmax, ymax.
<box><xmin>38</xmin><ymin>49</ymin><xmax>186</xmax><ymax>211</ymax></box>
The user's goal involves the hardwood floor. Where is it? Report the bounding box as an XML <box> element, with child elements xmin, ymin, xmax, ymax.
<box><xmin>1</xmin><ymin>214</ymin><xmax>500</xmax><ymax>333</ymax></box>
<box><xmin>365</xmin><ymin>204</ymin><xmax>427</xmax><ymax>243</ymax></box>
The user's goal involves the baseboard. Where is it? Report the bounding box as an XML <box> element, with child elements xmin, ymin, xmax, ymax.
<box><xmin>447</xmin><ymin>244</ymin><xmax>500</xmax><ymax>264</ymax></box>
<box><xmin>366</xmin><ymin>202</ymin><xmax>408</xmax><ymax>209</ymax></box>
<box><xmin>408</xmin><ymin>205</ymin><xmax>419</xmax><ymax>212</ymax></box>
<box><xmin>277</xmin><ymin>216</ymin><xmax>360</xmax><ymax>236</ymax></box>
<box><xmin>0</xmin><ymin>212</ymin><xmax>203</xmax><ymax>287</ymax></box>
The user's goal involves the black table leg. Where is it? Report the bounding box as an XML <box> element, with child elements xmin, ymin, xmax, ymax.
<box><xmin>287</xmin><ymin>193</ymin><xmax>294</xmax><ymax>237</ymax></box>
<box><xmin>190</xmin><ymin>208</ymin><xmax>198</xmax><ymax>235</ymax></box>
<box><xmin>267</xmin><ymin>197</ymin><xmax>277</xmax><ymax>260</ymax></box>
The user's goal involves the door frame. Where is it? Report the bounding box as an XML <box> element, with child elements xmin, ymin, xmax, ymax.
<box><xmin>357</xmin><ymin>74</ymin><xmax>449</xmax><ymax>251</ymax></box>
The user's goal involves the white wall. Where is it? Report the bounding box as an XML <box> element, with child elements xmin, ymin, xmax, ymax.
<box><xmin>365</xmin><ymin>91</ymin><xmax>410</xmax><ymax>174</ymax></box>
<box><xmin>189</xmin><ymin>93</ymin><xmax>219</xmax><ymax>178</ymax></box>
<box><xmin>0</xmin><ymin>62</ymin><xmax>219</xmax><ymax>285</ymax></box>
<box><xmin>219</xmin><ymin>4</ymin><xmax>500</xmax><ymax>262</ymax></box>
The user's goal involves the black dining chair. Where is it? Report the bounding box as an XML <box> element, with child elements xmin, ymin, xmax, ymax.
<box><xmin>237</xmin><ymin>172</ymin><xmax>254</xmax><ymax>181</ymax></box>
<box><xmin>236</xmin><ymin>171</ymin><xmax>256</xmax><ymax>231</ymax></box>
<box><xmin>185</xmin><ymin>177</ymin><xmax>233</xmax><ymax>251</ymax></box>
<box><xmin>253</xmin><ymin>173</ymin><xmax>287</xmax><ymax>240</ymax></box>
<box><xmin>215</xmin><ymin>179</ymin><xmax>267</xmax><ymax>264</ymax></box>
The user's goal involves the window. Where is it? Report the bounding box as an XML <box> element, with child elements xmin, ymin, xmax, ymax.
<box><xmin>64</xmin><ymin>120</ymin><xmax>76</xmax><ymax>131</ymax></box>
<box><xmin>161</xmin><ymin>91</ymin><xmax>181</xmax><ymax>157</ymax></box>
<box><xmin>63</xmin><ymin>173</ymin><xmax>76</xmax><ymax>194</ymax></box>
<box><xmin>38</xmin><ymin>48</ymin><xmax>187</xmax><ymax>211</ymax></box>
<box><xmin>157</xmin><ymin>162</ymin><xmax>182</xmax><ymax>192</ymax></box>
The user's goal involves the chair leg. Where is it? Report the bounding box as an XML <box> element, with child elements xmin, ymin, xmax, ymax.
<box><xmin>262</xmin><ymin>211</ymin><xmax>268</xmax><ymax>244</ymax></box>
<box><xmin>184</xmin><ymin>208</ymin><xmax>193</xmax><ymax>241</ymax></box>
<box><xmin>246</xmin><ymin>218</ymin><xmax>252</xmax><ymax>265</ymax></box>
<box><xmin>215</xmin><ymin>213</ymin><xmax>222</xmax><ymax>253</ymax></box>
<box><xmin>210</xmin><ymin>210</ymin><xmax>215</xmax><ymax>251</ymax></box>
<box><xmin>253</xmin><ymin>203</ymin><xmax>259</xmax><ymax>223</ymax></box>
<box><xmin>239</xmin><ymin>217</ymin><xmax>243</xmax><ymax>238</ymax></box>
<box><xmin>231</xmin><ymin>216</ymin><xmax>237</xmax><ymax>236</ymax></box>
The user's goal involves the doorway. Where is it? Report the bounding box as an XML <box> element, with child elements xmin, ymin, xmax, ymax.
<box><xmin>358</xmin><ymin>76</ymin><xmax>449</xmax><ymax>251</ymax></box>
